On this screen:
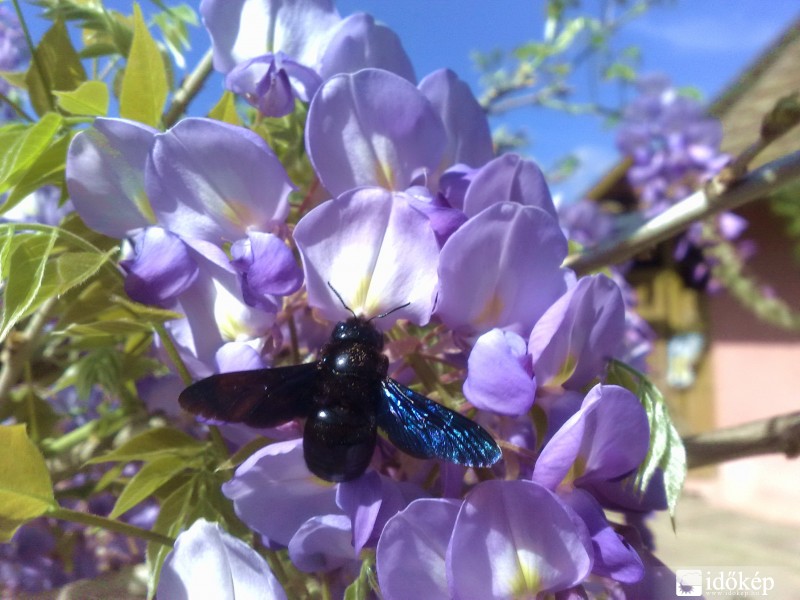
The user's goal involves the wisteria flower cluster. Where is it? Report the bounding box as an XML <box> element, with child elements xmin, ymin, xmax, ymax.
<box><xmin>617</xmin><ymin>75</ymin><xmax>752</xmax><ymax>290</ymax></box>
<box><xmin>0</xmin><ymin>1</ymin><xmax>685</xmax><ymax>598</ymax></box>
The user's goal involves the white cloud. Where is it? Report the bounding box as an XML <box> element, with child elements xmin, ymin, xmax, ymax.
<box><xmin>629</xmin><ymin>14</ymin><xmax>779</xmax><ymax>55</ymax></box>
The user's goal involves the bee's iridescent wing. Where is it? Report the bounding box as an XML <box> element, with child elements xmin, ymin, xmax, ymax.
<box><xmin>377</xmin><ymin>379</ymin><xmax>501</xmax><ymax>468</ymax></box>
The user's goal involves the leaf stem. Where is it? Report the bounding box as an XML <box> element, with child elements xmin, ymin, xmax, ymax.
<box><xmin>49</xmin><ymin>505</ymin><xmax>174</xmax><ymax>547</ymax></box>
<box><xmin>151</xmin><ymin>322</ymin><xmax>193</xmax><ymax>386</ymax></box>
<box><xmin>163</xmin><ymin>48</ymin><xmax>214</xmax><ymax>128</ymax></box>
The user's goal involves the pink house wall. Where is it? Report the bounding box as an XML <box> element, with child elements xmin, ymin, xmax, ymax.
<box><xmin>703</xmin><ymin>202</ymin><xmax>800</xmax><ymax>524</ymax></box>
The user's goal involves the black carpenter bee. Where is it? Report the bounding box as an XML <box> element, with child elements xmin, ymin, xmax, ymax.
<box><xmin>179</xmin><ymin>289</ymin><xmax>502</xmax><ymax>482</ymax></box>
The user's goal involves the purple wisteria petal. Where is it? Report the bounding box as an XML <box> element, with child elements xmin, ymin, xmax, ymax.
<box><xmin>222</xmin><ymin>439</ymin><xmax>340</xmax><ymax>547</ymax></box>
<box><xmin>167</xmin><ymin>240</ymin><xmax>275</xmax><ymax>372</ymax></box>
<box><xmin>120</xmin><ymin>227</ymin><xmax>198</xmax><ymax>306</ymax></box>
<box><xmin>319</xmin><ymin>13</ymin><xmax>415</xmax><ymax>82</ymax></box>
<box><xmin>528</xmin><ymin>274</ymin><xmax>626</xmax><ymax>390</ymax></box>
<box><xmin>215</xmin><ymin>342</ymin><xmax>267</xmax><ymax>372</ymax></box>
<box><xmin>419</xmin><ymin>69</ymin><xmax>493</xmax><ymax>170</ymax></box>
<box><xmin>377</xmin><ymin>498</ymin><xmax>461</xmax><ymax>600</ymax></box>
<box><xmin>336</xmin><ymin>470</ymin><xmax>382</xmax><ymax>555</ymax></box>
<box><xmin>436</xmin><ymin>202</ymin><xmax>571</xmax><ymax>338</ymax></box>
<box><xmin>463</xmin><ymin>328</ymin><xmax>536</xmax><ymax>416</ymax></box>
<box><xmin>447</xmin><ymin>480</ymin><xmax>592</xmax><ymax>599</ymax></box>
<box><xmin>201</xmin><ymin>0</ymin><xmax>341</xmax><ymax>73</ymax></box>
<box><xmin>532</xmin><ymin>385</ymin><xmax>649</xmax><ymax>490</ymax></box>
<box><xmin>404</xmin><ymin>186</ymin><xmax>467</xmax><ymax>246</ymax></box>
<box><xmin>463</xmin><ymin>154</ymin><xmax>557</xmax><ymax>219</ymax></box>
<box><xmin>158</xmin><ymin>519</ymin><xmax>287</xmax><ymax>600</ymax></box>
<box><xmin>225</xmin><ymin>53</ymin><xmax>322</xmax><ymax>117</ymax></box>
<box><xmin>293</xmin><ymin>188</ymin><xmax>439</xmax><ymax>325</ymax></box>
<box><xmin>337</xmin><ymin>472</ymin><xmax>424</xmax><ymax>554</ymax></box>
<box><xmin>305</xmin><ymin>69</ymin><xmax>446</xmax><ymax>196</ymax></box>
<box><xmin>146</xmin><ymin>118</ymin><xmax>293</xmax><ymax>244</ymax></box>
<box><xmin>437</xmin><ymin>164</ymin><xmax>478</xmax><ymax>212</ymax></box>
<box><xmin>582</xmin><ymin>469</ymin><xmax>668</xmax><ymax>513</ymax></box>
<box><xmin>560</xmin><ymin>489</ymin><xmax>644</xmax><ymax>584</ymax></box>
<box><xmin>288</xmin><ymin>514</ymin><xmax>356</xmax><ymax>573</ymax></box>
<box><xmin>66</xmin><ymin>118</ymin><xmax>156</xmax><ymax>238</ymax></box>
<box><xmin>230</xmin><ymin>232</ymin><xmax>303</xmax><ymax>311</ymax></box>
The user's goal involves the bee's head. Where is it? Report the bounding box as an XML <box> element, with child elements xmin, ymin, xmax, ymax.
<box><xmin>331</xmin><ymin>317</ymin><xmax>383</xmax><ymax>349</ymax></box>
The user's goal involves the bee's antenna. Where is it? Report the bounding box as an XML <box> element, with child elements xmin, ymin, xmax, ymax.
<box><xmin>327</xmin><ymin>281</ymin><xmax>357</xmax><ymax>318</ymax></box>
<box><xmin>371</xmin><ymin>301</ymin><xmax>411</xmax><ymax>321</ymax></box>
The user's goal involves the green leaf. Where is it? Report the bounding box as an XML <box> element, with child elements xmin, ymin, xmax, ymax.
<box><xmin>208</xmin><ymin>91</ymin><xmax>241</xmax><ymax>126</ymax></box>
<box><xmin>54</xmin><ymin>80</ymin><xmax>110</xmax><ymax>116</ymax></box>
<box><xmin>0</xmin><ymin>227</ymin><xmax>58</xmax><ymax>342</ymax></box>
<box><xmin>120</xmin><ymin>4</ymin><xmax>169</xmax><ymax>127</ymax></box>
<box><xmin>0</xmin><ymin>113</ymin><xmax>63</xmax><ymax>194</ymax></box>
<box><xmin>87</xmin><ymin>427</ymin><xmax>206</xmax><ymax>465</ymax></box>
<box><xmin>607</xmin><ymin>360</ymin><xmax>687</xmax><ymax>517</ymax></box>
<box><xmin>25</xmin><ymin>20</ymin><xmax>87</xmax><ymax>116</ymax></box>
<box><xmin>1</xmin><ymin>133</ymin><xmax>71</xmax><ymax>211</ymax></box>
<box><xmin>0</xmin><ymin>424</ymin><xmax>56</xmax><ymax>541</ymax></box>
<box><xmin>0</xmin><ymin>70</ymin><xmax>28</xmax><ymax>89</ymax></box>
<box><xmin>110</xmin><ymin>455</ymin><xmax>189</xmax><ymax>519</ymax></box>
<box><xmin>344</xmin><ymin>553</ymin><xmax>378</xmax><ymax>600</ymax></box>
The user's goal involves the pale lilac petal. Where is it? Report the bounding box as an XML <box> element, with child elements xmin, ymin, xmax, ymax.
<box><xmin>447</xmin><ymin>480</ymin><xmax>592</xmax><ymax>599</ymax></box>
<box><xmin>436</xmin><ymin>202</ymin><xmax>571</xmax><ymax>337</ymax></box>
<box><xmin>419</xmin><ymin>69</ymin><xmax>493</xmax><ymax>169</ymax></box>
<box><xmin>560</xmin><ymin>489</ymin><xmax>644</xmax><ymax>584</ymax></box>
<box><xmin>463</xmin><ymin>154</ymin><xmax>557</xmax><ymax>219</ymax></box>
<box><xmin>66</xmin><ymin>118</ymin><xmax>156</xmax><ymax>238</ymax></box>
<box><xmin>377</xmin><ymin>498</ymin><xmax>461</xmax><ymax>600</ymax></box>
<box><xmin>230</xmin><ymin>232</ymin><xmax>303</xmax><ymax>310</ymax></box>
<box><xmin>336</xmin><ymin>470</ymin><xmax>382</xmax><ymax>555</ymax></box>
<box><xmin>215</xmin><ymin>342</ymin><xmax>267</xmax><ymax>372</ymax></box>
<box><xmin>463</xmin><ymin>328</ymin><xmax>536</xmax><ymax>416</ymax></box>
<box><xmin>222</xmin><ymin>439</ymin><xmax>339</xmax><ymax>546</ymax></box>
<box><xmin>319</xmin><ymin>13</ymin><xmax>415</xmax><ymax>82</ymax></box>
<box><xmin>438</xmin><ymin>164</ymin><xmax>478</xmax><ymax>212</ymax></box>
<box><xmin>293</xmin><ymin>188</ymin><xmax>439</xmax><ymax>325</ymax></box>
<box><xmin>201</xmin><ymin>0</ymin><xmax>341</xmax><ymax>73</ymax></box>
<box><xmin>158</xmin><ymin>519</ymin><xmax>287</xmax><ymax>600</ymax></box>
<box><xmin>146</xmin><ymin>118</ymin><xmax>293</xmax><ymax>244</ymax></box>
<box><xmin>288</xmin><ymin>514</ymin><xmax>356</xmax><ymax>573</ymax></box>
<box><xmin>533</xmin><ymin>385</ymin><xmax>649</xmax><ymax>490</ymax></box>
<box><xmin>120</xmin><ymin>227</ymin><xmax>198</xmax><ymax>306</ymax></box>
<box><xmin>528</xmin><ymin>274</ymin><xmax>625</xmax><ymax>389</ymax></box>
<box><xmin>305</xmin><ymin>69</ymin><xmax>446</xmax><ymax>196</ymax></box>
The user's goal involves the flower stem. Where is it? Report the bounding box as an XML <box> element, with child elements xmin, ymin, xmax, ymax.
<box><xmin>48</xmin><ymin>506</ymin><xmax>174</xmax><ymax>547</ymax></box>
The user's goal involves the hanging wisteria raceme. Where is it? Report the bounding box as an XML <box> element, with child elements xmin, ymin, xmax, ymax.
<box><xmin>0</xmin><ymin>1</ymin><xmax>693</xmax><ymax>598</ymax></box>
<box><xmin>617</xmin><ymin>75</ymin><xmax>754</xmax><ymax>290</ymax></box>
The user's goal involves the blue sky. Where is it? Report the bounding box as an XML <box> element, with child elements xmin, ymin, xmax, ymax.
<box><xmin>17</xmin><ymin>0</ymin><xmax>799</xmax><ymax>200</ymax></box>
<box><xmin>335</xmin><ymin>1</ymin><xmax>799</xmax><ymax>200</ymax></box>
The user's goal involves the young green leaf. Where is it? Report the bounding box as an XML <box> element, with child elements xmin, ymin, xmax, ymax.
<box><xmin>87</xmin><ymin>427</ymin><xmax>206</xmax><ymax>465</ymax></box>
<box><xmin>607</xmin><ymin>359</ymin><xmax>687</xmax><ymax>517</ymax></box>
<box><xmin>109</xmin><ymin>455</ymin><xmax>189</xmax><ymax>519</ymax></box>
<box><xmin>208</xmin><ymin>91</ymin><xmax>241</xmax><ymax>126</ymax></box>
<box><xmin>120</xmin><ymin>4</ymin><xmax>169</xmax><ymax>127</ymax></box>
<box><xmin>1</xmin><ymin>134</ymin><xmax>71</xmax><ymax>211</ymax></box>
<box><xmin>0</xmin><ymin>113</ymin><xmax>63</xmax><ymax>195</ymax></box>
<box><xmin>54</xmin><ymin>80</ymin><xmax>110</xmax><ymax>116</ymax></box>
<box><xmin>0</xmin><ymin>227</ymin><xmax>58</xmax><ymax>342</ymax></box>
<box><xmin>0</xmin><ymin>425</ymin><xmax>56</xmax><ymax>541</ymax></box>
<box><xmin>24</xmin><ymin>20</ymin><xmax>87</xmax><ymax>116</ymax></box>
